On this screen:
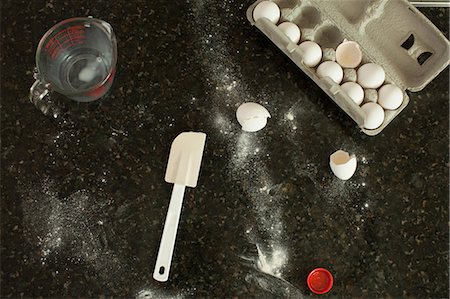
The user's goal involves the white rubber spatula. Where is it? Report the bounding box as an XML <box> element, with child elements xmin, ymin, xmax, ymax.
<box><xmin>153</xmin><ymin>132</ymin><xmax>207</xmax><ymax>282</ymax></box>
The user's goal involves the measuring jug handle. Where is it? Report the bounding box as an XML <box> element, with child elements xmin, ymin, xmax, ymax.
<box><xmin>29</xmin><ymin>74</ymin><xmax>60</xmax><ymax>118</ymax></box>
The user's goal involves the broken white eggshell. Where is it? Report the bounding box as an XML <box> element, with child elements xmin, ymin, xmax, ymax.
<box><xmin>329</xmin><ymin>150</ymin><xmax>357</xmax><ymax>180</ymax></box>
<box><xmin>336</xmin><ymin>40</ymin><xmax>362</xmax><ymax>68</ymax></box>
<box><xmin>236</xmin><ymin>102</ymin><xmax>271</xmax><ymax>132</ymax></box>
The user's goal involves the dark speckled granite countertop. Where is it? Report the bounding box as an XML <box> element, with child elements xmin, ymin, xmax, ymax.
<box><xmin>1</xmin><ymin>0</ymin><xmax>449</xmax><ymax>298</ymax></box>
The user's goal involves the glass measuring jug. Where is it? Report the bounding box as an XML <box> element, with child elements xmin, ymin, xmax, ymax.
<box><xmin>30</xmin><ymin>17</ymin><xmax>117</xmax><ymax>116</ymax></box>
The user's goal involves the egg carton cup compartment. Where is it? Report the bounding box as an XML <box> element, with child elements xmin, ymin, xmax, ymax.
<box><xmin>247</xmin><ymin>0</ymin><xmax>450</xmax><ymax>136</ymax></box>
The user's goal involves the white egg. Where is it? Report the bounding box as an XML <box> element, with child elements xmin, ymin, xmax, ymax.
<box><xmin>357</xmin><ymin>63</ymin><xmax>385</xmax><ymax>89</ymax></box>
<box><xmin>329</xmin><ymin>150</ymin><xmax>357</xmax><ymax>180</ymax></box>
<box><xmin>278</xmin><ymin>22</ymin><xmax>301</xmax><ymax>44</ymax></box>
<box><xmin>253</xmin><ymin>1</ymin><xmax>280</xmax><ymax>24</ymax></box>
<box><xmin>336</xmin><ymin>41</ymin><xmax>362</xmax><ymax>68</ymax></box>
<box><xmin>236</xmin><ymin>102</ymin><xmax>271</xmax><ymax>132</ymax></box>
<box><xmin>361</xmin><ymin>102</ymin><xmax>385</xmax><ymax>130</ymax></box>
<box><xmin>378</xmin><ymin>84</ymin><xmax>403</xmax><ymax>110</ymax></box>
<box><xmin>341</xmin><ymin>82</ymin><xmax>364</xmax><ymax>105</ymax></box>
<box><xmin>316</xmin><ymin>61</ymin><xmax>343</xmax><ymax>84</ymax></box>
<box><xmin>298</xmin><ymin>41</ymin><xmax>322</xmax><ymax>67</ymax></box>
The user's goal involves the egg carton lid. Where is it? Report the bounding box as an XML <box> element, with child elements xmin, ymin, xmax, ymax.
<box><xmin>309</xmin><ymin>0</ymin><xmax>449</xmax><ymax>92</ymax></box>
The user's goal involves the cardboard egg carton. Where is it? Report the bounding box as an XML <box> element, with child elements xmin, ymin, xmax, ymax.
<box><xmin>246</xmin><ymin>0</ymin><xmax>450</xmax><ymax>135</ymax></box>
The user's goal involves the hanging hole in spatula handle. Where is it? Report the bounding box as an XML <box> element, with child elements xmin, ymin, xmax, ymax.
<box><xmin>153</xmin><ymin>184</ymin><xmax>186</xmax><ymax>282</ymax></box>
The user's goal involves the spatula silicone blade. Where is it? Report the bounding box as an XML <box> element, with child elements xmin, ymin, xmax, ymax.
<box><xmin>153</xmin><ymin>132</ymin><xmax>206</xmax><ymax>282</ymax></box>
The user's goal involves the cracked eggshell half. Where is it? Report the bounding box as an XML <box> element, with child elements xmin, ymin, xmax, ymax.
<box><xmin>329</xmin><ymin>150</ymin><xmax>357</xmax><ymax>180</ymax></box>
<box><xmin>236</xmin><ymin>102</ymin><xmax>271</xmax><ymax>132</ymax></box>
<box><xmin>336</xmin><ymin>40</ymin><xmax>362</xmax><ymax>68</ymax></box>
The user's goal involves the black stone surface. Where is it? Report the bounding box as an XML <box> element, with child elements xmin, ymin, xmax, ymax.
<box><xmin>1</xmin><ymin>0</ymin><xmax>449</xmax><ymax>298</ymax></box>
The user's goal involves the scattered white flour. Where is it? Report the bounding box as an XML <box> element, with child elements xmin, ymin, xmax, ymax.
<box><xmin>285</xmin><ymin>111</ymin><xmax>295</xmax><ymax>121</ymax></box>
<box><xmin>191</xmin><ymin>0</ymin><xmax>371</xmax><ymax>295</ymax></box>
<box><xmin>136</xmin><ymin>288</ymin><xmax>185</xmax><ymax>299</ymax></box>
<box><xmin>190</xmin><ymin>0</ymin><xmax>291</xmax><ymax>287</ymax></box>
<box><xmin>191</xmin><ymin>0</ymin><xmax>269</xmax><ymax>132</ymax></box>
<box><xmin>214</xmin><ymin>113</ymin><xmax>234</xmax><ymax>135</ymax></box>
<box><xmin>19</xmin><ymin>177</ymin><xmax>125</xmax><ymax>284</ymax></box>
<box><xmin>230</xmin><ymin>133</ymin><xmax>287</xmax><ymax>267</ymax></box>
<box><xmin>256</xmin><ymin>244</ymin><xmax>288</xmax><ymax>278</ymax></box>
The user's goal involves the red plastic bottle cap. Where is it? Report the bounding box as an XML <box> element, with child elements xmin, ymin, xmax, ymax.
<box><xmin>307</xmin><ymin>268</ymin><xmax>333</xmax><ymax>294</ymax></box>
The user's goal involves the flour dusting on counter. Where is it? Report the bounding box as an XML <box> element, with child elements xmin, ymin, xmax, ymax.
<box><xmin>191</xmin><ymin>0</ymin><xmax>295</xmax><ymax>293</ymax></box>
<box><xmin>20</xmin><ymin>177</ymin><xmax>126</xmax><ymax>284</ymax></box>
<box><xmin>136</xmin><ymin>288</ymin><xmax>184</xmax><ymax>299</ymax></box>
<box><xmin>256</xmin><ymin>244</ymin><xmax>287</xmax><ymax>277</ymax></box>
<box><xmin>230</xmin><ymin>133</ymin><xmax>296</xmax><ymax>295</ymax></box>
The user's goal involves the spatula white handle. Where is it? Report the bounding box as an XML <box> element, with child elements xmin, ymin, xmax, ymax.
<box><xmin>153</xmin><ymin>184</ymin><xmax>186</xmax><ymax>282</ymax></box>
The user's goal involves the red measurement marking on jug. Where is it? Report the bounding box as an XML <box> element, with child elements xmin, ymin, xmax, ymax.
<box><xmin>45</xmin><ymin>25</ymin><xmax>85</xmax><ymax>59</ymax></box>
